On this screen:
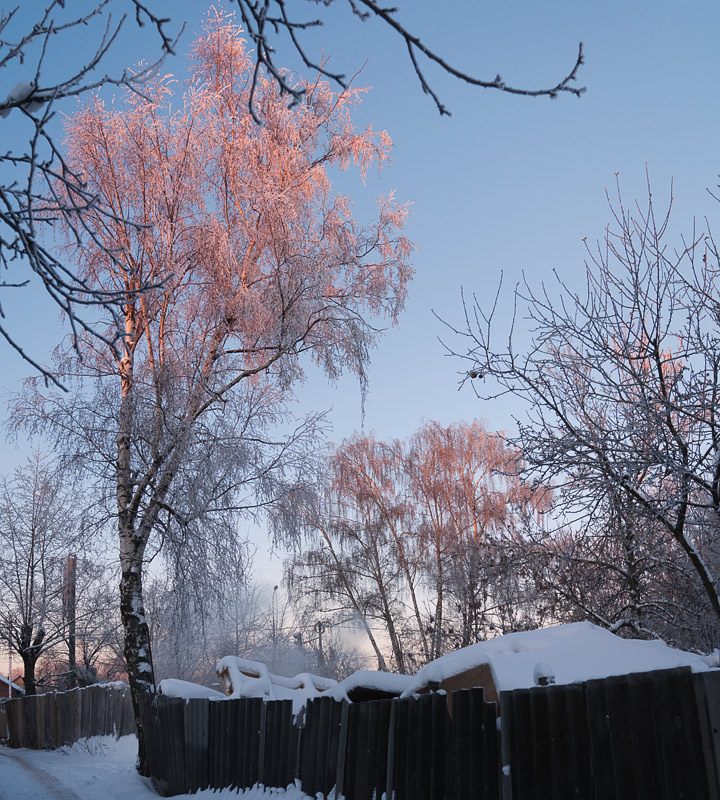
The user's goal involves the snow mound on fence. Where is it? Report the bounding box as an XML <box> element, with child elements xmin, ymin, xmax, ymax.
<box><xmin>158</xmin><ymin>678</ymin><xmax>225</xmax><ymax>700</ymax></box>
<box><xmin>401</xmin><ymin>621</ymin><xmax>716</xmax><ymax>696</ymax></box>
<box><xmin>172</xmin><ymin>621</ymin><xmax>720</xmax><ymax>715</ymax></box>
<box><xmin>327</xmin><ymin>669</ymin><xmax>413</xmax><ymax>702</ymax></box>
<box><xmin>216</xmin><ymin>656</ymin><xmax>338</xmax><ymax>715</ymax></box>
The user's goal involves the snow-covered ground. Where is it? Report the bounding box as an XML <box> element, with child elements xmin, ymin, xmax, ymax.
<box><xmin>0</xmin><ymin>736</ymin><xmax>314</xmax><ymax>800</ymax></box>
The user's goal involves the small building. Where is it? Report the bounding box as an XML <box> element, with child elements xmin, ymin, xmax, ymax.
<box><xmin>400</xmin><ymin>621</ymin><xmax>716</xmax><ymax>708</ymax></box>
<box><xmin>0</xmin><ymin>674</ymin><xmax>24</xmax><ymax>700</ymax></box>
<box><xmin>0</xmin><ymin>675</ymin><xmax>24</xmax><ymax>741</ymax></box>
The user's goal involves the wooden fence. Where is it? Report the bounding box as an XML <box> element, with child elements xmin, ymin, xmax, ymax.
<box><xmin>500</xmin><ymin>666</ymin><xmax>720</xmax><ymax>800</ymax></box>
<box><xmin>139</xmin><ymin>687</ymin><xmax>499</xmax><ymax>799</ymax></box>
<box><xmin>5</xmin><ymin>683</ymin><xmax>135</xmax><ymax>749</ymax></box>
<box><xmin>5</xmin><ymin>667</ymin><xmax>720</xmax><ymax>798</ymax></box>
<box><xmin>140</xmin><ymin>667</ymin><xmax>720</xmax><ymax>799</ymax></box>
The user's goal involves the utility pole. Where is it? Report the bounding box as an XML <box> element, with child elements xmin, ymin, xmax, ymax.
<box><xmin>315</xmin><ymin>620</ymin><xmax>325</xmax><ymax>666</ymax></box>
<box><xmin>7</xmin><ymin>639</ymin><xmax>12</xmax><ymax>699</ymax></box>
<box><xmin>63</xmin><ymin>555</ymin><xmax>77</xmax><ymax>687</ymax></box>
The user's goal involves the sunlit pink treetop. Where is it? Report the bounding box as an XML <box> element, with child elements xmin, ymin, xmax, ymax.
<box><xmin>61</xmin><ymin>9</ymin><xmax>412</xmax><ymax>399</ymax></box>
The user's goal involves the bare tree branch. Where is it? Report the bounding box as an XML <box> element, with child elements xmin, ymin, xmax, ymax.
<box><xmin>0</xmin><ymin>2</ymin><xmax>180</xmax><ymax>384</ymax></box>
<box><xmin>230</xmin><ymin>0</ymin><xmax>586</xmax><ymax>120</ymax></box>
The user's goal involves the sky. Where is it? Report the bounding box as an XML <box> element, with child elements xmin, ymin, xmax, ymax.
<box><xmin>2</xmin><ymin>1</ymin><xmax>720</xmax><ymax>576</ymax></box>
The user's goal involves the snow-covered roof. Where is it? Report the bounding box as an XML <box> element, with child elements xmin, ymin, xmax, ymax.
<box><xmin>0</xmin><ymin>674</ymin><xmax>25</xmax><ymax>694</ymax></box>
<box><xmin>400</xmin><ymin>621</ymin><xmax>716</xmax><ymax>696</ymax></box>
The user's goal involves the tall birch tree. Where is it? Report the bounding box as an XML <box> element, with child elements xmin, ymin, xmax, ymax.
<box><xmin>19</xmin><ymin>10</ymin><xmax>411</xmax><ymax>771</ymax></box>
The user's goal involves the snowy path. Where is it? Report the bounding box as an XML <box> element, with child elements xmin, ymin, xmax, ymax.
<box><xmin>0</xmin><ymin>747</ymin><xmax>83</xmax><ymax>800</ymax></box>
<box><xmin>0</xmin><ymin>737</ymin><xmax>315</xmax><ymax>800</ymax></box>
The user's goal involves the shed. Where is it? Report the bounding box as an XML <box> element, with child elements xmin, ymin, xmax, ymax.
<box><xmin>400</xmin><ymin>621</ymin><xmax>716</xmax><ymax>706</ymax></box>
<box><xmin>0</xmin><ymin>674</ymin><xmax>24</xmax><ymax>700</ymax></box>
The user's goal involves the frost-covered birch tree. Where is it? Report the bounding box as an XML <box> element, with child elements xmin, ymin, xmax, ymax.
<box><xmin>16</xmin><ymin>11</ymin><xmax>411</xmax><ymax>772</ymax></box>
<box><xmin>451</xmin><ymin>183</ymin><xmax>720</xmax><ymax>645</ymax></box>
<box><xmin>287</xmin><ymin>421</ymin><xmax>547</xmax><ymax>670</ymax></box>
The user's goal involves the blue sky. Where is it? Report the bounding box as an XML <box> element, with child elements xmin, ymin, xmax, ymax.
<box><xmin>2</xmin><ymin>1</ymin><xmax>720</xmax><ymax>484</ymax></box>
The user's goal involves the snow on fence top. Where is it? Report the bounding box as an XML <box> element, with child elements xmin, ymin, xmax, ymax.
<box><xmin>157</xmin><ymin>678</ymin><xmax>225</xmax><ymax>700</ymax></box>
<box><xmin>215</xmin><ymin>656</ymin><xmax>339</xmax><ymax>714</ymax></box>
<box><xmin>159</xmin><ymin>622</ymin><xmax>719</xmax><ymax>713</ymax></box>
<box><xmin>401</xmin><ymin>621</ymin><xmax>717</xmax><ymax>702</ymax></box>
<box><xmin>327</xmin><ymin>669</ymin><xmax>413</xmax><ymax>703</ymax></box>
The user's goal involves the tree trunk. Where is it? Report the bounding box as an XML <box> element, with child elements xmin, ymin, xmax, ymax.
<box><xmin>19</xmin><ymin>624</ymin><xmax>44</xmax><ymax>696</ymax></box>
<box><xmin>21</xmin><ymin>654</ymin><xmax>37</xmax><ymax>696</ymax></box>
<box><xmin>116</xmin><ymin>336</ymin><xmax>155</xmax><ymax>776</ymax></box>
<box><xmin>119</xmin><ymin>522</ymin><xmax>155</xmax><ymax>775</ymax></box>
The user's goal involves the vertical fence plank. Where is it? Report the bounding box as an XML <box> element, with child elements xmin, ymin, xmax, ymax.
<box><xmin>252</xmin><ymin>697</ymin><xmax>264</xmax><ymax>787</ymax></box>
<box><xmin>257</xmin><ymin>698</ymin><xmax>268</xmax><ymax>786</ymax></box>
<box><xmin>261</xmin><ymin>701</ymin><xmax>272</xmax><ymax>787</ymax></box>
<box><xmin>353</xmin><ymin>699</ymin><xmax>371</xmax><ymax>800</ymax></box>
<box><xmin>604</xmin><ymin>675</ymin><xmax>640</xmax><ymax>800</ymax></box>
<box><xmin>278</xmin><ymin>699</ymin><xmax>293</xmax><ymax>787</ymax></box>
<box><xmin>335</xmin><ymin>700</ymin><xmax>350</xmax><ymax>798</ymax></box>
<box><xmin>546</xmin><ymin>683</ymin><xmax>574</xmax><ymax>800</ymax></box>
<box><xmin>625</xmin><ymin>673</ymin><xmax>664</xmax><ymax>800</ymax></box>
<box><xmin>528</xmin><ymin>685</ymin><xmax>553</xmax><ymax>798</ymax></box>
<box><xmin>694</xmin><ymin>672</ymin><xmax>720</xmax><ymax>800</ymax></box>
<box><xmin>649</xmin><ymin>667</ymin><xmax>709</xmax><ymax>800</ymax></box>
<box><xmin>322</xmin><ymin>696</ymin><xmax>342</xmax><ymax>796</ymax></box>
<box><xmin>428</xmin><ymin>692</ymin><xmax>447</xmax><ymax>800</ymax></box>
<box><xmin>300</xmin><ymin>698</ymin><xmax>317</xmax><ymax>794</ymax></box>
<box><xmin>36</xmin><ymin>694</ymin><xmax>48</xmax><ymax>749</ymax></box>
<box><xmin>184</xmin><ymin>698</ymin><xmax>209</xmax><ymax>793</ymax></box>
<box><xmin>262</xmin><ymin>701</ymin><xmax>278</xmax><ymax>788</ymax></box>
<box><xmin>466</xmin><ymin>689</ymin><xmax>482</xmax><ymax>800</ymax></box>
<box><xmin>343</xmin><ymin>700</ymin><xmax>359</xmax><ymax>800</ymax></box>
<box><xmin>394</xmin><ymin>694</ymin><xmax>409</xmax><ymax>800</ymax></box>
<box><xmin>374</xmin><ymin>699</ymin><xmax>393</xmax><ymax>799</ymax></box>
<box><xmin>405</xmin><ymin>695</ymin><xmax>420</xmax><ymax>800</ymax></box>
<box><xmin>482</xmin><ymin>693</ymin><xmax>500</xmax><ymax>800</ymax></box>
<box><xmin>139</xmin><ymin>693</ymin><xmax>167</xmax><ymax>797</ymax></box>
<box><xmin>157</xmin><ymin>697</ymin><xmax>185</xmax><ymax>796</ymax></box>
<box><xmin>207</xmin><ymin>695</ymin><xmax>223</xmax><ymax>791</ymax></box>
<box><xmin>563</xmin><ymin>682</ymin><xmax>594</xmax><ymax>800</ymax></box>
<box><xmin>509</xmin><ymin>688</ymin><xmax>535</xmax><ymax>800</ymax></box>
<box><xmin>416</xmin><ymin>694</ymin><xmax>432</xmax><ymax>800</ymax></box>
<box><xmin>226</xmin><ymin>700</ymin><xmax>241</xmax><ymax>790</ymax></box>
<box><xmin>451</xmin><ymin>690</ymin><xmax>470</xmax><ymax>800</ymax></box>
<box><xmin>236</xmin><ymin>699</ymin><xmax>248</xmax><ymax>789</ymax></box>
<box><xmin>469</xmin><ymin>688</ymin><xmax>491</xmax><ymax>800</ymax></box>
<box><xmin>498</xmin><ymin>692</ymin><xmax>514</xmax><ymax>800</ymax></box>
<box><xmin>586</xmin><ymin>676</ymin><xmax>618</xmax><ymax>800</ymax></box>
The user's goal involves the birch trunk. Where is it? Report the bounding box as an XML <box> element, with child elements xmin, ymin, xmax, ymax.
<box><xmin>116</xmin><ymin>318</ymin><xmax>155</xmax><ymax>775</ymax></box>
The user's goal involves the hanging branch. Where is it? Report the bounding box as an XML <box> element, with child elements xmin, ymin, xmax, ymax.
<box><xmin>0</xmin><ymin>1</ymin><xmax>180</xmax><ymax>385</ymax></box>
<box><xmin>231</xmin><ymin>0</ymin><xmax>585</xmax><ymax>120</ymax></box>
